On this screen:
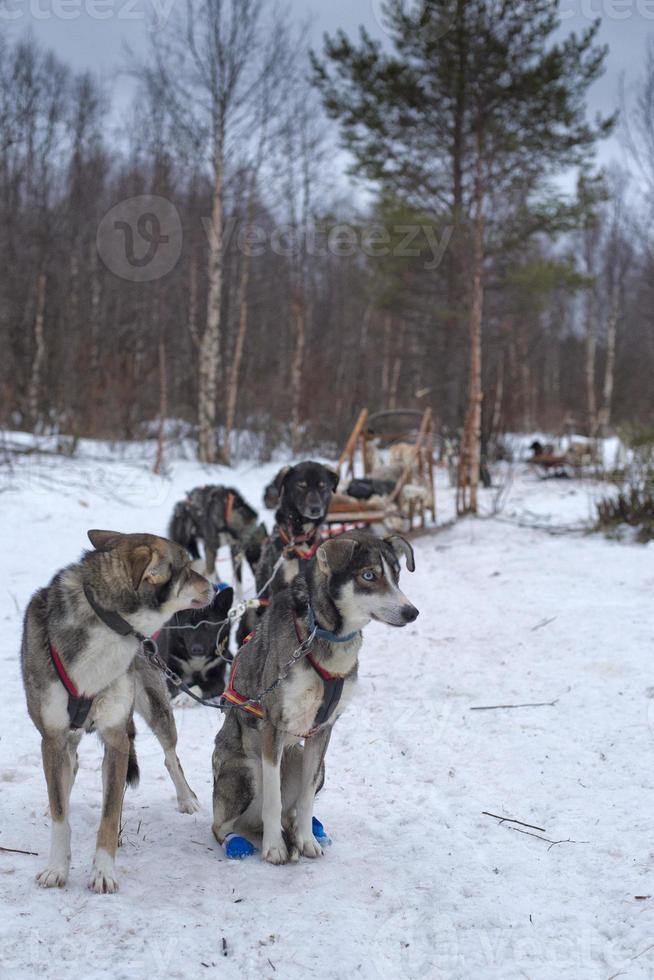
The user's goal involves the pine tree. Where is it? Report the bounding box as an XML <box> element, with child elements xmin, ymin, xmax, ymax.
<box><xmin>312</xmin><ymin>0</ymin><xmax>613</xmax><ymax>512</ymax></box>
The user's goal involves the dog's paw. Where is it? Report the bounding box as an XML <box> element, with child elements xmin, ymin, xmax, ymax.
<box><xmin>178</xmin><ymin>793</ymin><xmax>201</xmax><ymax>814</ymax></box>
<box><xmin>89</xmin><ymin>869</ymin><xmax>119</xmax><ymax>894</ymax></box>
<box><xmin>36</xmin><ymin>865</ymin><xmax>68</xmax><ymax>888</ymax></box>
<box><xmin>262</xmin><ymin>838</ymin><xmax>289</xmax><ymax>865</ymax></box>
<box><xmin>290</xmin><ymin>834</ymin><xmax>323</xmax><ymax>861</ymax></box>
<box><xmin>300</xmin><ymin>836</ymin><xmax>324</xmax><ymax>859</ymax></box>
<box><xmin>89</xmin><ymin>850</ymin><xmax>118</xmax><ymax>894</ymax></box>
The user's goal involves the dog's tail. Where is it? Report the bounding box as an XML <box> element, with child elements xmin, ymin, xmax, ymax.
<box><xmin>126</xmin><ymin>717</ymin><xmax>140</xmax><ymax>788</ymax></box>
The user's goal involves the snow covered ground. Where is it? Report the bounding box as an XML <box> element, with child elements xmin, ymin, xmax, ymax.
<box><xmin>1</xmin><ymin>442</ymin><xmax>653</xmax><ymax>979</ymax></box>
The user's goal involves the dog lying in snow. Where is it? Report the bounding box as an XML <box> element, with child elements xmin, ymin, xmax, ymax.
<box><xmin>21</xmin><ymin>530</ymin><xmax>212</xmax><ymax>893</ymax></box>
<box><xmin>158</xmin><ymin>585</ymin><xmax>234</xmax><ymax>702</ymax></box>
<box><xmin>212</xmin><ymin>529</ymin><xmax>418</xmax><ymax>864</ymax></box>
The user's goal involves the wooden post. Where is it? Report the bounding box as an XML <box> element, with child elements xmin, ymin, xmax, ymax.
<box><xmin>337</xmin><ymin>408</ymin><xmax>369</xmax><ymax>477</ymax></box>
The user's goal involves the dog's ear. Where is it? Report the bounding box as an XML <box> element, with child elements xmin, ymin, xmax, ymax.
<box><xmin>316</xmin><ymin>536</ymin><xmax>357</xmax><ymax>574</ymax></box>
<box><xmin>88</xmin><ymin>529</ymin><xmax>124</xmax><ymax>551</ymax></box>
<box><xmin>130</xmin><ymin>546</ymin><xmax>171</xmax><ymax>591</ymax></box>
<box><xmin>324</xmin><ymin>467</ymin><xmax>339</xmax><ymax>492</ymax></box>
<box><xmin>385</xmin><ymin>534</ymin><xmax>415</xmax><ymax>572</ymax></box>
<box><xmin>274</xmin><ymin>466</ymin><xmax>291</xmax><ymax>493</ymax></box>
<box><xmin>211</xmin><ymin>585</ymin><xmax>234</xmax><ymax>620</ymax></box>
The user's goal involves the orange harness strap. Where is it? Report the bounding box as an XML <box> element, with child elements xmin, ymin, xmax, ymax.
<box><xmin>221</xmin><ymin>654</ymin><xmax>264</xmax><ymax>719</ymax></box>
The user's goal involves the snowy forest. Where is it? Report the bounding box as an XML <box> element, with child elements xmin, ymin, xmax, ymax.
<box><xmin>1</xmin><ymin>0</ymin><xmax>653</xmax><ymax>475</ymax></box>
<box><xmin>4</xmin><ymin>5</ymin><xmax>654</xmax><ymax>976</ymax></box>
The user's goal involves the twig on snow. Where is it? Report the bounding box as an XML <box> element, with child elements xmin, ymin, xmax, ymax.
<box><xmin>482</xmin><ymin>812</ymin><xmax>546</xmax><ymax>833</ymax></box>
<box><xmin>608</xmin><ymin>942</ymin><xmax>654</xmax><ymax>979</ymax></box>
<box><xmin>470</xmin><ymin>699</ymin><xmax>558</xmax><ymax>711</ymax></box>
<box><xmin>0</xmin><ymin>845</ymin><xmax>39</xmax><ymax>856</ymax></box>
<box><xmin>508</xmin><ymin>827</ymin><xmax>588</xmax><ymax>851</ymax></box>
<box><xmin>531</xmin><ymin>616</ymin><xmax>557</xmax><ymax>632</ymax></box>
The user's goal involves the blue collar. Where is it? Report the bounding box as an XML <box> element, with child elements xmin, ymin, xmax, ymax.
<box><xmin>307</xmin><ymin>606</ymin><xmax>360</xmax><ymax>644</ymax></box>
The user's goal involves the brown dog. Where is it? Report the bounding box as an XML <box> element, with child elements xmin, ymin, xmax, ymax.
<box><xmin>21</xmin><ymin>530</ymin><xmax>212</xmax><ymax>893</ymax></box>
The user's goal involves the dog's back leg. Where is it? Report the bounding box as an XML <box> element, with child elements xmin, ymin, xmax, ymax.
<box><xmin>230</xmin><ymin>545</ymin><xmax>244</xmax><ymax>598</ymax></box>
<box><xmin>133</xmin><ymin>661</ymin><xmax>200</xmax><ymax>814</ymax></box>
<box><xmin>205</xmin><ymin>542</ymin><xmax>217</xmax><ymax>578</ymax></box>
<box><xmin>212</xmin><ymin>722</ymin><xmax>258</xmax><ymax>848</ymax></box>
<box><xmin>36</xmin><ymin>732</ymin><xmax>75</xmax><ymax>888</ymax></box>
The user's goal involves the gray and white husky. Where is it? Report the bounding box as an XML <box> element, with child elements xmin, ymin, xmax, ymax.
<box><xmin>21</xmin><ymin>530</ymin><xmax>212</xmax><ymax>893</ymax></box>
<box><xmin>212</xmin><ymin>529</ymin><xmax>418</xmax><ymax>864</ymax></box>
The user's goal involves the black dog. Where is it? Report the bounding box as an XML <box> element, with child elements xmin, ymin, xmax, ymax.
<box><xmin>157</xmin><ymin>586</ymin><xmax>234</xmax><ymax>701</ymax></box>
<box><xmin>168</xmin><ymin>486</ymin><xmax>266</xmax><ymax>588</ymax></box>
<box><xmin>255</xmin><ymin>462</ymin><xmax>339</xmax><ymax>593</ymax></box>
<box><xmin>236</xmin><ymin>462</ymin><xmax>339</xmax><ymax>645</ymax></box>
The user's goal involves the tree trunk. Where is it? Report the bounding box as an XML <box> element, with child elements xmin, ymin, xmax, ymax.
<box><xmin>188</xmin><ymin>253</ymin><xmax>200</xmax><ymax>351</ymax></box>
<box><xmin>223</xmin><ymin>191</ymin><xmax>256</xmax><ymax>463</ymax></box>
<box><xmin>457</xmin><ymin>130</ymin><xmax>484</xmax><ymax>516</ymax></box>
<box><xmin>389</xmin><ymin>320</ymin><xmax>405</xmax><ymax>410</ymax></box>
<box><xmin>598</xmin><ymin>291</ymin><xmax>619</xmax><ymax>437</ymax></box>
<box><xmin>198</xmin><ymin>152</ymin><xmax>224</xmax><ymax>464</ymax></box>
<box><xmin>520</xmin><ymin>331</ymin><xmax>532</xmax><ymax>432</ymax></box>
<box><xmin>290</xmin><ymin>291</ymin><xmax>306</xmax><ymax>455</ymax></box>
<box><xmin>443</xmin><ymin>0</ymin><xmax>466</xmax><ymax>430</ymax></box>
<box><xmin>381</xmin><ymin>312</ymin><xmax>392</xmax><ymax>407</ymax></box>
<box><xmin>491</xmin><ymin>352</ymin><xmax>504</xmax><ymax>437</ymax></box>
<box><xmin>153</xmin><ymin>338</ymin><xmax>168</xmax><ymax>475</ymax></box>
<box><xmin>88</xmin><ymin>242</ymin><xmax>101</xmax><ymax>434</ymax></box>
<box><xmin>27</xmin><ymin>271</ymin><xmax>47</xmax><ymax>430</ymax></box>
<box><xmin>584</xmin><ymin>284</ymin><xmax>598</xmax><ymax>439</ymax></box>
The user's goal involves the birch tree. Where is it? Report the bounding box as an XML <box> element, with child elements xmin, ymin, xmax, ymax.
<box><xmin>143</xmin><ymin>0</ymin><xmax>293</xmax><ymax>463</ymax></box>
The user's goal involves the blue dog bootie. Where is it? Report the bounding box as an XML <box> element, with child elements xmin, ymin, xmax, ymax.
<box><xmin>312</xmin><ymin>817</ymin><xmax>332</xmax><ymax>846</ymax></box>
<box><xmin>223</xmin><ymin>834</ymin><xmax>257</xmax><ymax>859</ymax></box>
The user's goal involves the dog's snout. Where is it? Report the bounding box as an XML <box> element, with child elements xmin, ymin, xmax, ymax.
<box><xmin>304</xmin><ymin>491</ymin><xmax>324</xmax><ymax>518</ymax></box>
<box><xmin>401</xmin><ymin>604</ymin><xmax>419</xmax><ymax>623</ymax></box>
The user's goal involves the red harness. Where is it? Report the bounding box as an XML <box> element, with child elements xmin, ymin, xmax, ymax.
<box><xmin>49</xmin><ymin>641</ymin><xmax>95</xmax><ymax>729</ymax></box>
<box><xmin>276</xmin><ymin>524</ymin><xmax>322</xmax><ymax>560</ymax></box>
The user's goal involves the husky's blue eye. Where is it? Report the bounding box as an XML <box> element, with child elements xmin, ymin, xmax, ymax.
<box><xmin>361</xmin><ymin>570</ymin><xmax>376</xmax><ymax>582</ymax></box>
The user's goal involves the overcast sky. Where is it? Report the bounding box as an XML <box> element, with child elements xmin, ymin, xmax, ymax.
<box><xmin>7</xmin><ymin>0</ymin><xmax>654</xmax><ymax>179</ymax></box>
